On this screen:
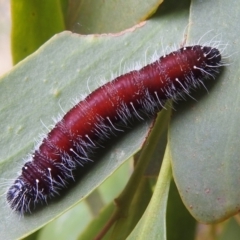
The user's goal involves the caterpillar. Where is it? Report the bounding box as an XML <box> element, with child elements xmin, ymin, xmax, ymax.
<box><xmin>7</xmin><ymin>45</ymin><xmax>223</xmax><ymax>214</ymax></box>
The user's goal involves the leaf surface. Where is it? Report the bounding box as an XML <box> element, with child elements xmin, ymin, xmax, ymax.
<box><xmin>67</xmin><ymin>0</ymin><xmax>163</xmax><ymax>34</ymax></box>
<box><xmin>0</xmin><ymin>1</ymin><xmax>190</xmax><ymax>239</ymax></box>
<box><xmin>170</xmin><ymin>0</ymin><xmax>240</xmax><ymax>224</ymax></box>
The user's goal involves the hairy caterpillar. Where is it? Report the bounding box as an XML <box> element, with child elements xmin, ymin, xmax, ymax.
<box><xmin>7</xmin><ymin>45</ymin><xmax>223</xmax><ymax>214</ymax></box>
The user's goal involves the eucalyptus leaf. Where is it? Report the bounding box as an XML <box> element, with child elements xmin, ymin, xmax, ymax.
<box><xmin>0</xmin><ymin>1</ymin><xmax>190</xmax><ymax>239</ymax></box>
<box><xmin>170</xmin><ymin>0</ymin><xmax>240</xmax><ymax>223</ymax></box>
<box><xmin>11</xmin><ymin>0</ymin><xmax>65</xmax><ymax>63</ymax></box>
<box><xmin>127</xmin><ymin>144</ymin><xmax>172</xmax><ymax>240</ymax></box>
<box><xmin>67</xmin><ymin>0</ymin><xmax>163</xmax><ymax>34</ymax></box>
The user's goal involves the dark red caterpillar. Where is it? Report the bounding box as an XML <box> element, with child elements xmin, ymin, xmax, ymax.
<box><xmin>7</xmin><ymin>45</ymin><xmax>223</xmax><ymax>214</ymax></box>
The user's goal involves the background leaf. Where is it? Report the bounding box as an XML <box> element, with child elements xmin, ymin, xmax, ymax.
<box><xmin>67</xmin><ymin>0</ymin><xmax>163</xmax><ymax>34</ymax></box>
<box><xmin>11</xmin><ymin>0</ymin><xmax>65</xmax><ymax>64</ymax></box>
<box><xmin>170</xmin><ymin>0</ymin><xmax>240</xmax><ymax>223</ymax></box>
<box><xmin>127</xmin><ymin>144</ymin><xmax>172</xmax><ymax>240</ymax></box>
<box><xmin>166</xmin><ymin>180</ymin><xmax>196</xmax><ymax>240</ymax></box>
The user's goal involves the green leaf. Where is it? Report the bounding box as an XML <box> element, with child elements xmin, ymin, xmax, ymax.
<box><xmin>11</xmin><ymin>0</ymin><xmax>65</xmax><ymax>64</ymax></box>
<box><xmin>37</xmin><ymin>200</ymin><xmax>92</xmax><ymax>240</ymax></box>
<box><xmin>167</xmin><ymin>180</ymin><xmax>196</xmax><ymax>240</ymax></box>
<box><xmin>218</xmin><ymin>218</ymin><xmax>240</xmax><ymax>240</ymax></box>
<box><xmin>67</xmin><ymin>0</ymin><xmax>163</xmax><ymax>34</ymax></box>
<box><xmin>77</xmin><ymin>202</ymin><xmax>115</xmax><ymax>240</ymax></box>
<box><xmin>127</xmin><ymin>144</ymin><xmax>172</xmax><ymax>240</ymax></box>
<box><xmin>0</xmin><ymin>0</ymin><xmax>190</xmax><ymax>238</ymax></box>
<box><xmin>110</xmin><ymin>177</ymin><xmax>153</xmax><ymax>240</ymax></box>
<box><xmin>170</xmin><ymin>0</ymin><xmax>240</xmax><ymax>223</ymax></box>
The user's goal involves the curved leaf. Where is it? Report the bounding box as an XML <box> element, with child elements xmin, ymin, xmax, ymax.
<box><xmin>127</xmin><ymin>144</ymin><xmax>172</xmax><ymax>240</ymax></box>
<box><xmin>11</xmin><ymin>0</ymin><xmax>65</xmax><ymax>63</ymax></box>
<box><xmin>67</xmin><ymin>0</ymin><xmax>163</xmax><ymax>34</ymax></box>
<box><xmin>170</xmin><ymin>0</ymin><xmax>240</xmax><ymax>223</ymax></box>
